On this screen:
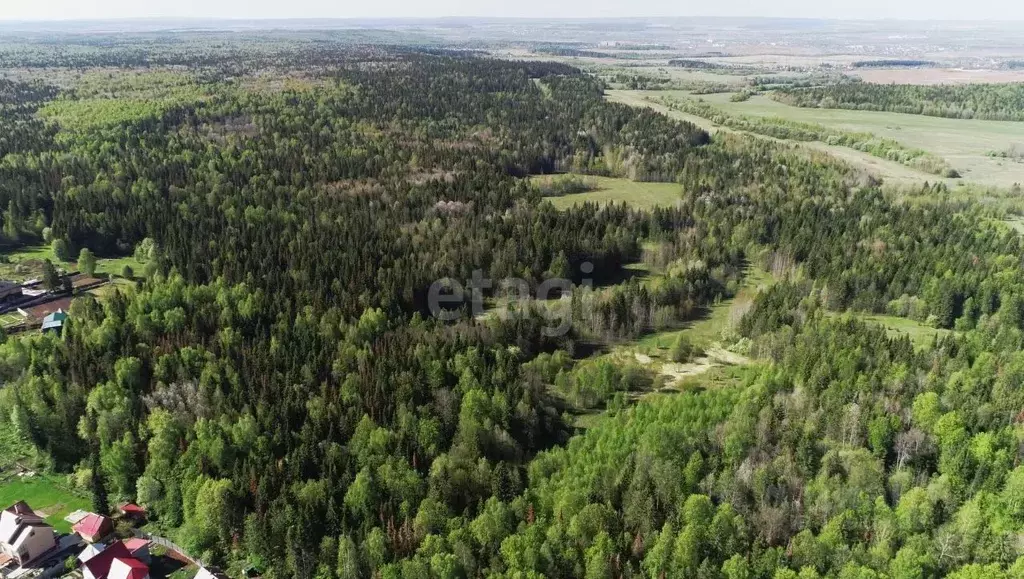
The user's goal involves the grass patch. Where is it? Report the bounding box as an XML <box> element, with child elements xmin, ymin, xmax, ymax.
<box><xmin>673</xmin><ymin>364</ymin><xmax>749</xmax><ymax>392</ymax></box>
<box><xmin>536</xmin><ymin>174</ymin><xmax>682</xmax><ymax>210</ymax></box>
<box><xmin>0</xmin><ymin>244</ymin><xmax>139</xmax><ymax>281</ymax></box>
<box><xmin>88</xmin><ymin>277</ymin><xmax>136</xmax><ymax>300</ymax></box>
<box><xmin>0</xmin><ymin>475</ymin><xmax>90</xmax><ymax>533</ymax></box>
<box><xmin>830</xmin><ymin>312</ymin><xmax>953</xmax><ymax>348</ymax></box>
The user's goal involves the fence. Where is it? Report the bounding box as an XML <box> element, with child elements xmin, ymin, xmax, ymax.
<box><xmin>132</xmin><ymin>530</ymin><xmax>202</xmax><ymax>568</ymax></box>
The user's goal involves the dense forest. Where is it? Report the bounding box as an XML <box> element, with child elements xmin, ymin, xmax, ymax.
<box><xmin>775</xmin><ymin>82</ymin><xmax>1024</xmax><ymax>121</ymax></box>
<box><xmin>4</xmin><ymin>34</ymin><xmax>1024</xmax><ymax>579</ymax></box>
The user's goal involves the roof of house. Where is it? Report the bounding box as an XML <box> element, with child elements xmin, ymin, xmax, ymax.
<box><xmin>119</xmin><ymin>504</ymin><xmax>145</xmax><ymax>515</ymax></box>
<box><xmin>0</xmin><ymin>504</ymin><xmax>48</xmax><ymax>546</ymax></box>
<box><xmin>43</xmin><ymin>309</ymin><xmax>68</xmax><ymax>322</ymax></box>
<box><xmin>79</xmin><ymin>543</ymin><xmax>106</xmax><ymax>564</ymax></box>
<box><xmin>82</xmin><ymin>542</ymin><xmax>131</xmax><ymax>579</ymax></box>
<box><xmin>121</xmin><ymin>538</ymin><xmax>150</xmax><ymax>553</ymax></box>
<box><xmin>108</xmin><ymin>557</ymin><xmax>149</xmax><ymax>579</ymax></box>
<box><xmin>72</xmin><ymin>513</ymin><xmax>111</xmax><ymax>538</ymax></box>
<box><xmin>4</xmin><ymin>502</ymin><xmax>35</xmax><ymax>516</ymax></box>
<box><xmin>41</xmin><ymin>309</ymin><xmax>68</xmax><ymax>330</ymax></box>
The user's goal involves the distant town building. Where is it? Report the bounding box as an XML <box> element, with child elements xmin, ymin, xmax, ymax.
<box><xmin>0</xmin><ymin>501</ymin><xmax>57</xmax><ymax>567</ymax></box>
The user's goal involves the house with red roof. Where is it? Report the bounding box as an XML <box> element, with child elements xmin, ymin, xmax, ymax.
<box><xmin>73</xmin><ymin>513</ymin><xmax>114</xmax><ymax>544</ymax></box>
<box><xmin>118</xmin><ymin>504</ymin><xmax>146</xmax><ymax>522</ymax></box>
<box><xmin>82</xmin><ymin>541</ymin><xmax>149</xmax><ymax>579</ymax></box>
<box><xmin>121</xmin><ymin>538</ymin><xmax>151</xmax><ymax>563</ymax></box>
<box><xmin>108</xmin><ymin>556</ymin><xmax>150</xmax><ymax>579</ymax></box>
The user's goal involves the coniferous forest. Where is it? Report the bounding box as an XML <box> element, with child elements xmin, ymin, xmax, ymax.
<box><xmin>5</xmin><ymin>35</ymin><xmax>1024</xmax><ymax>579</ymax></box>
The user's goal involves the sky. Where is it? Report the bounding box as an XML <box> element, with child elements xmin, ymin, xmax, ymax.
<box><xmin>1</xmin><ymin>0</ymin><xmax>1022</xmax><ymax>22</ymax></box>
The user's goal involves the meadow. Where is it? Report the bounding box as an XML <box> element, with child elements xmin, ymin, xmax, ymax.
<box><xmin>608</xmin><ymin>88</ymin><xmax>1024</xmax><ymax>188</ymax></box>
<box><xmin>0</xmin><ymin>476</ymin><xmax>91</xmax><ymax>533</ymax></box>
<box><xmin>0</xmin><ymin>243</ymin><xmax>138</xmax><ymax>281</ymax></box>
<box><xmin>535</xmin><ymin>174</ymin><xmax>684</xmax><ymax>209</ymax></box>
<box><xmin>694</xmin><ymin>92</ymin><xmax>1024</xmax><ymax>187</ymax></box>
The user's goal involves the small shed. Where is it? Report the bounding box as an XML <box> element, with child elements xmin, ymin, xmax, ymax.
<box><xmin>119</xmin><ymin>504</ymin><xmax>146</xmax><ymax>521</ymax></box>
<box><xmin>41</xmin><ymin>309</ymin><xmax>68</xmax><ymax>332</ymax></box>
<box><xmin>72</xmin><ymin>513</ymin><xmax>113</xmax><ymax>544</ymax></box>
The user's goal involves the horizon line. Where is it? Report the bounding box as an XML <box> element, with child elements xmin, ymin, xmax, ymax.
<box><xmin>2</xmin><ymin>15</ymin><xmax>1023</xmax><ymax>24</ymax></box>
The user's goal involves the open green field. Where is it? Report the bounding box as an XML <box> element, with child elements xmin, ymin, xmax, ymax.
<box><xmin>0</xmin><ymin>244</ymin><xmax>138</xmax><ymax>281</ymax></box>
<box><xmin>829</xmin><ymin>312</ymin><xmax>954</xmax><ymax>348</ymax></box>
<box><xmin>690</xmin><ymin>92</ymin><xmax>1024</xmax><ymax>187</ymax></box>
<box><xmin>605</xmin><ymin>89</ymin><xmax>947</xmax><ymax>185</ymax></box>
<box><xmin>537</xmin><ymin>174</ymin><xmax>683</xmax><ymax>209</ymax></box>
<box><xmin>633</xmin><ymin>265</ymin><xmax>773</xmax><ymax>352</ymax></box>
<box><xmin>592</xmin><ymin>265</ymin><xmax>772</xmax><ymax>394</ymax></box>
<box><xmin>0</xmin><ymin>476</ymin><xmax>91</xmax><ymax>533</ymax></box>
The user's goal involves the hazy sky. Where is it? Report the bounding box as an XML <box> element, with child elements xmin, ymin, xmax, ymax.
<box><xmin>2</xmin><ymin>0</ymin><xmax>1022</xmax><ymax>22</ymax></box>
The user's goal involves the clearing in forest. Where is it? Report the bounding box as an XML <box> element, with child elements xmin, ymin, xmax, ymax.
<box><xmin>536</xmin><ymin>174</ymin><xmax>683</xmax><ymax>209</ymax></box>
<box><xmin>600</xmin><ymin>265</ymin><xmax>773</xmax><ymax>389</ymax></box>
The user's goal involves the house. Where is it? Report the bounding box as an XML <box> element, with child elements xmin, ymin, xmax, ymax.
<box><xmin>78</xmin><ymin>543</ymin><xmax>106</xmax><ymax>564</ymax></box>
<box><xmin>82</xmin><ymin>542</ymin><xmax>149</xmax><ymax>579</ymax></box>
<box><xmin>0</xmin><ymin>501</ymin><xmax>57</xmax><ymax>567</ymax></box>
<box><xmin>72</xmin><ymin>513</ymin><xmax>113</xmax><ymax>544</ymax></box>
<box><xmin>108</xmin><ymin>557</ymin><xmax>149</xmax><ymax>579</ymax></box>
<box><xmin>121</xmin><ymin>538</ymin><xmax>151</xmax><ymax>563</ymax></box>
<box><xmin>118</xmin><ymin>504</ymin><xmax>146</xmax><ymax>522</ymax></box>
<box><xmin>41</xmin><ymin>309</ymin><xmax>68</xmax><ymax>332</ymax></box>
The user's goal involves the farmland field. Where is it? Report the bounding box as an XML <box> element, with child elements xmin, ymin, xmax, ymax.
<box><xmin>611</xmin><ymin>88</ymin><xmax>1024</xmax><ymax>187</ymax></box>
<box><xmin>691</xmin><ymin>92</ymin><xmax>1024</xmax><ymax>187</ymax></box>
<box><xmin>606</xmin><ymin>89</ymin><xmax>952</xmax><ymax>184</ymax></box>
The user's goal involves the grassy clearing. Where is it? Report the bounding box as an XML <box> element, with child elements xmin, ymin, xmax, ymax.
<box><xmin>635</xmin><ymin>266</ymin><xmax>772</xmax><ymax>352</ymax></box>
<box><xmin>0</xmin><ymin>476</ymin><xmax>90</xmax><ymax>533</ymax></box>
<box><xmin>88</xmin><ymin>277</ymin><xmax>136</xmax><ymax>300</ymax></box>
<box><xmin>0</xmin><ymin>244</ymin><xmax>138</xmax><ymax>281</ymax></box>
<box><xmin>536</xmin><ymin>174</ymin><xmax>682</xmax><ymax>209</ymax></box>
<box><xmin>830</xmin><ymin>312</ymin><xmax>953</xmax><ymax>348</ymax></box>
<box><xmin>594</xmin><ymin>265</ymin><xmax>772</xmax><ymax>393</ymax></box>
